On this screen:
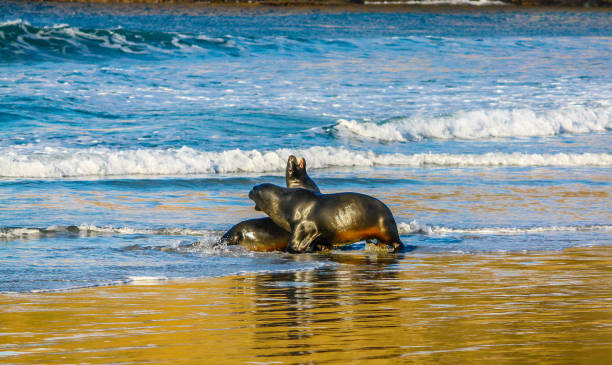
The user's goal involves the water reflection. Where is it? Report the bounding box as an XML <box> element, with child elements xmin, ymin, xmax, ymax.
<box><xmin>251</xmin><ymin>253</ymin><xmax>404</xmax><ymax>359</ymax></box>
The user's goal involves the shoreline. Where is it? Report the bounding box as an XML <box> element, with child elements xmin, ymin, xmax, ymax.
<box><xmin>2</xmin><ymin>244</ymin><xmax>610</xmax><ymax>295</ymax></box>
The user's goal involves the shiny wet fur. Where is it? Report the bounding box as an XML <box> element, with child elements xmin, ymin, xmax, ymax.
<box><xmin>218</xmin><ymin>156</ymin><xmax>319</xmax><ymax>251</ymax></box>
<box><xmin>286</xmin><ymin>155</ymin><xmax>320</xmax><ymax>193</ymax></box>
<box><xmin>249</xmin><ymin>183</ymin><xmax>404</xmax><ymax>253</ymax></box>
<box><xmin>219</xmin><ymin>218</ymin><xmax>290</xmax><ymax>252</ymax></box>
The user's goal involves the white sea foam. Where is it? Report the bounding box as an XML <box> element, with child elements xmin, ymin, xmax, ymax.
<box><xmin>0</xmin><ymin>225</ymin><xmax>223</xmax><ymax>239</ymax></box>
<box><xmin>333</xmin><ymin>106</ymin><xmax>612</xmax><ymax>142</ymax></box>
<box><xmin>3</xmin><ymin>223</ymin><xmax>610</xmax><ymax>241</ymax></box>
<box><xmin>0</xmin><ymin>227</ymin><xmax>42</xmax><ymax>239</ymax></box>
<box><xmin>127</xmin><ymin>276</ymin><xmax>168</xmax><ymax>285</ymax></box>
<box><xmin>1</xmin><ymin>146</ymin><xmax>610</xmax><ymax>178</ymax></box>
<box><xmin>397</xmin><ymin>221</ymin><xmax>612</xmax><ymax>236</ymax></box>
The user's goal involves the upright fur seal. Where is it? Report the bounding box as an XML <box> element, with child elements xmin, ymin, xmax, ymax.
<box><xmin>249</xmin><ymin>184</ymin><xmax>404</xmax><ymax>253</ymax></box>
<box><xmin>286</xmin><ymin>155</ymin><xmax>319</xmax><ymax>192</ymax></box>
<box><xmin>218</xmin><ymin>156</ymin><xmax>319</xmax><ymax>251</ymax></box>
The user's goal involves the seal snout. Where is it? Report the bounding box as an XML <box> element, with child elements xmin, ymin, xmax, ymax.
<box><xmin>287</xmin><ymin>155</ymin><xmax>298</xmax><ymax>174</ymax></box>
<box><xmin>248</xmin><ymin>186</ymin><xmax>261</xmax><ymax>211</ymax></box>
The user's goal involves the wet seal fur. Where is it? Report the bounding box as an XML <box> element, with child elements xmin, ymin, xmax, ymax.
<box><xmin>249</xmin><ymin>183</ymin><xmax>405</xmax><ymax>253</ymax></box>
<box><xmin>218</xmin><ymin>156</ymin><xmax>319</xmax><ymax>251</ymax></box>
<box><xmin>286</xmin><ymin>155</ymin><xmax>319</xmax><ymax>193</ymax></box>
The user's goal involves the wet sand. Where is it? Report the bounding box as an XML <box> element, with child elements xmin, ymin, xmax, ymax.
<box><xmin>2</xmin><ymin>245</ymin><xmax>611</xmax><ymax>363</ymax></box>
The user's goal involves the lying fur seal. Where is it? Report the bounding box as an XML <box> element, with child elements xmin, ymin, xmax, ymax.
<box><xmin>248</xmin><ymin>183</ymin><xmax>404</xmax><ymax>253</ymax></box>
<box><xmin>217</xmin><ymin>218</ymin><xmax>291</xmax><ymax>252</ymax></box>
<box><xmin>218</xmin><ymin>156</ymin><xmax>319</xmax><ymax>251</ymax></box>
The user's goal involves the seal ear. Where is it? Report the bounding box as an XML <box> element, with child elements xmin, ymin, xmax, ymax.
<box><xmin>288</xmin><ymin>221</ymin><xmax>319</xmax><ymax>253</ymax></box>
<box><xmin>287</xmin><ymin>155</ymin><xmax>298</xmax><ymax>168</ymax></box>
<box><xmin>299</xmin><ymin>157</ymin><xmax>306</xmax><ymax>170</ymax></box>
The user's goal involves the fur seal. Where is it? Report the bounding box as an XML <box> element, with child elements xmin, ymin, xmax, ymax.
<box><xmin>286</xmin><ymin>155</ymin><xmax>319</xmax><ymax>192</ymax></box>
<box><xmin>218</xmin><ymin>156</ymin><xmax>319</xmax><ymax>251</ymax></box>
<box><xmin>218</xmin><ymin>218</ymin><xmax>291</xmax><ymax>252</ymax></box>
<box><xmin>248</xmin><ymin>184</ymin><xmax>405</xmax><ymax>253</ymax></box>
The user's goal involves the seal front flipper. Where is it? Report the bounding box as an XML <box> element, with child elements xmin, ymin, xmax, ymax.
<box><xmin>391</xmin><ymin>241</ymin><xmax>405</xmax><ymax>253</ymax></box>
<box><xmin>379</xmin><ymin>240</ymin><xmax>405</xmax><ymax>253</ymax></box>
<box><xmin>288</xmin><ymin>221</ymin><xmax>319</xmax><ymax>253</ymax></box>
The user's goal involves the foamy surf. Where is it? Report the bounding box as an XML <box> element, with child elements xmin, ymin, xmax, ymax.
<box><xmin>331</xmin><ymin>105</ymin><xmax>612</xmax><ymax>142</ymax></box>
<box><xmin>1</xmin><ymin>145</ymin><xmax>611</xmax><ymax>178</ymax></box>
<box><xmin>2</xmin><ymin>223</ymin><xmax>610</xmax><ymax>241</ymax></box>
<box><xmin>127</xmin><ymin>276</ymin><xmax>169</xmax><ymax>285</ymax></box>
<box><xmin>397</xmin><ymin>221</ymin><xmax>612</xmax><ymax>236</ymax></box>
<box><xmin>0</xmin><ymin>225</ymin><xmax>223</xmax><ymax>240</ymax></box>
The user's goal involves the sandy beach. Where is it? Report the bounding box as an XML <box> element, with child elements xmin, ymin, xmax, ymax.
<box><xmin>2</xmin><ymin>245</ymin><xmax>612</xmax><ymax>363</ymax></box>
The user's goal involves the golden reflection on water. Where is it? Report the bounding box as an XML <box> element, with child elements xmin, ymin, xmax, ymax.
<box><xmin>2</xmin><ymin>246</ymin><xmax>612</xmax><ymax>364</ymax></box>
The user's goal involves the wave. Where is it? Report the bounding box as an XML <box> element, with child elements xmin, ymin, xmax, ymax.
<box><xmin>0</xmin><ymin>20</ymin><xmax>247</xmax><ymax>61</ymax></box>
<box><xmin>3</xmin><ymin>222</ymin><xmax>610</xmax><ymax>241</ymax></box>
<box><xmin>0</xmin><ymin>224</ymin><xmax>222</xmax><ymax>240</ymax></box>
<box><xmin>397</xmin><ymin>221</ymin><xmax>612</xmax><ymax>236</ymax></box>
<box><xmin>0</xmin><ymin>20</ymin><xmax>361</xmax><ymax>62</ymax></box>
<box><xmin>331</xmin><ymin>106</ymin><xmax>612</xmax><ymax>142</ymax></box>
<box><xmin>1</xmin><ymin>145</ymin><xmax>611</xmax><ymax>178</ymax></box>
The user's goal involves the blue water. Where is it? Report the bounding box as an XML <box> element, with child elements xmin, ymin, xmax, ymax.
<box><xmin>1</xmin><ymin>1</ymin><xmax>611</xmax><ymax>292</ymax></box>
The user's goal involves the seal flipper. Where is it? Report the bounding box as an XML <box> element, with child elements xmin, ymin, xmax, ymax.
<box><xmin>375</xmin><ymin>239</ymin><xmax>405</xmax><ymax>253</ymax></box>
<box><xmin>390</xmin><ymin>241</ymin><xmax>405</xmax><ymax>253</ymax></box>
<box><xmin>288</xmin><ymin>221</ymin><xmax>319</xmax><ymax>253</ymax></box>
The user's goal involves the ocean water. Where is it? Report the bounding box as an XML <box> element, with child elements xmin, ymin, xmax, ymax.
<box><xmin>1</xmin><ymin>2</ymin><xmax>611</xmax><ymax>293</ymax></box>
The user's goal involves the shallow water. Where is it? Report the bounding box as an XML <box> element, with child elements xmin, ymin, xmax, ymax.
<box><xmin>1</xmin><ymin>246</ymin><xmax>611</xmax><ymax>363</ymax></box>
<box><xmin>1</xmin><ymin>2</ymin><xmax>611</xmax><ymax>294</ymax></box>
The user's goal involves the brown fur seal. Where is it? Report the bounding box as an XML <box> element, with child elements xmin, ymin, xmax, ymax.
<box><xmin>218</xmin><ymin>155</ymin><xmax>319</xmax><ymax>251</ymax></box>
<box><xmin>248</xmin><ymin>184</ymin><xmax>404</xmax><ymax>253</ymax></box>
<box><xmin>218</xmin><ymin>218</ymin><xmax>290</xmax><ymax>252</ymax></box>
<box><xmin>286</xmin><ymin>155</ymin><xmax>319</xmax><ymax>192</ymax></box>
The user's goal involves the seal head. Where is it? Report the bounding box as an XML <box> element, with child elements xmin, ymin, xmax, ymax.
<box><xmin>286</xmin><ymin>155</ymin><xmax>320</xmax><ymax>193</ymax></box>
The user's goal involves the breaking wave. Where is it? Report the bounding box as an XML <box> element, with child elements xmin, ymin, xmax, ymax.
<box><xmin>331</xmin><ymin>105</ymin><xmax>612</xmax><ymax>142</ymax></box>
<box><xmin>0</xmin><ymin>19</ymin><xmax>360</xmax><ymax>62</ymax></box>
<box><xmin>1</xmin><ymin>145</ymin><xmax>610</xmax><ymax>178</ymax></box>
<box><xmin>0</xmin><ymin>20</ymin><xmax>244</xmax><ymax>61</ymax></box>
<box><xmin>397</xmin><ymin>221</ymin><xmax>612</xmax><ymax>236</ymax></box>
<box><xmin>3</xmin><ymin>222</ymin><xmax>610</xmax><ymax>241</ymax></box>
<box><xmin>0</xmin><ymin>224</ymin><xmax>222</xmax><ymax>240</ymax></box>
